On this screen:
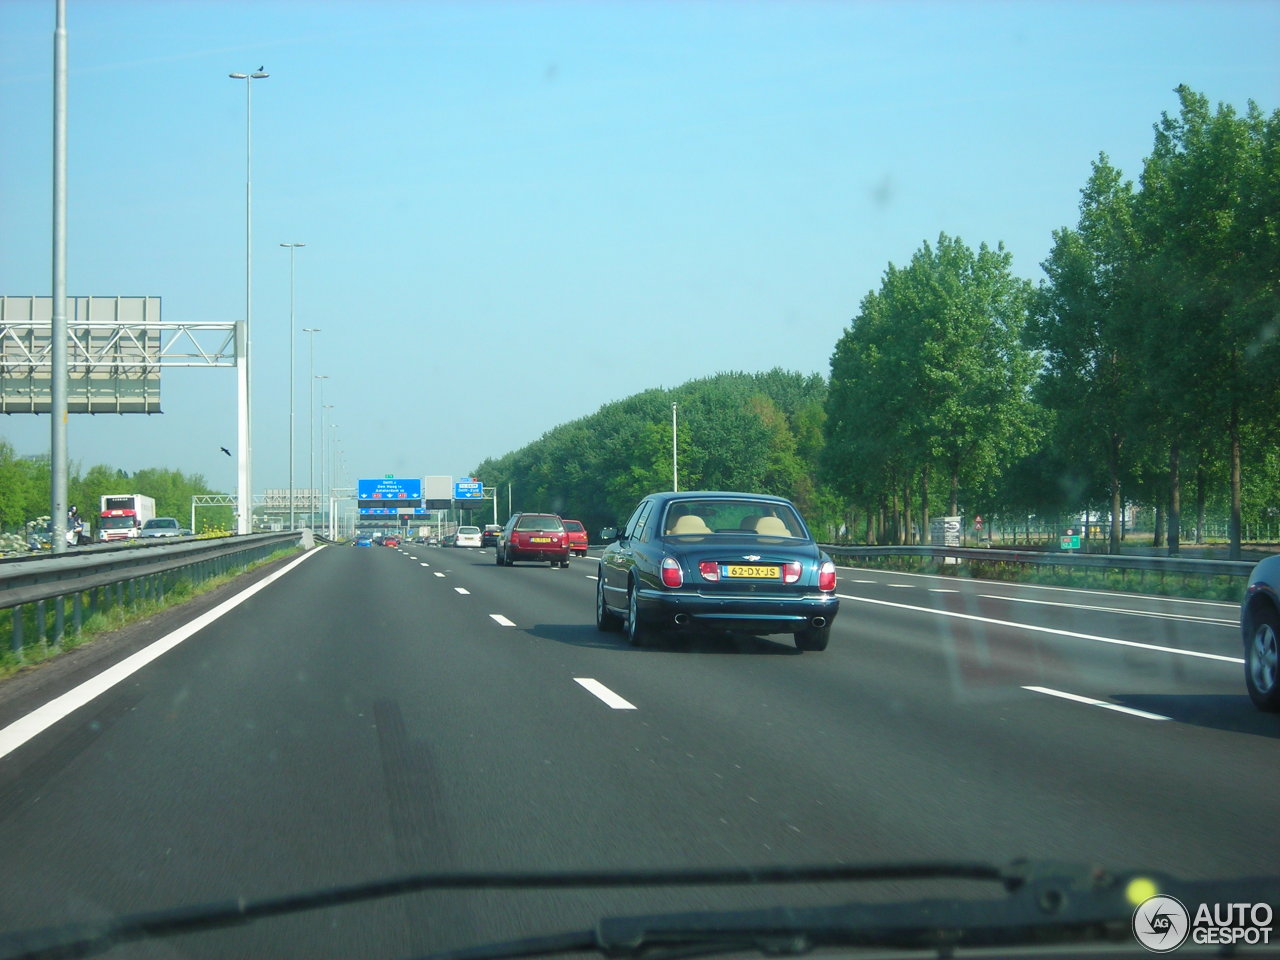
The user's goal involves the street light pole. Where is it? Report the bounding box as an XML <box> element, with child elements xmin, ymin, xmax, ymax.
<box><xmin>672</xmin><ymin>401</ymin><xmax>678</xmax><ymax>492</ymax></box>
<box><xmin>280</xmin><ymin>243</ymin><xmax>305</xmax><ymax>528</ymax></box>
<box><xmin>325</xmin><ymin>427</ymin><xmax>335</xmax><ymax>542</ymax></box>
<box><xmin>321</xmin><ymin>402</ymin><xmax>334</xmax><ymax>535</ymax></box>
<box><xmin>315</xmin><ymin>376</ymin><xmax>329</xmax><ymax>529</ymax></box>
<box><xmin>229</xmin><ymin>67</ymin><xmax>268</xmax><ymax>535</ymax></box>
<box><xmin>304</xmin><ymin>331</ymin><xmax>321</xmax><ymax>526</ymax></box>
<box><xmin>50</xmin><ymin>0</ymin><xmax>69</xmax><ymax>555</ymax></box>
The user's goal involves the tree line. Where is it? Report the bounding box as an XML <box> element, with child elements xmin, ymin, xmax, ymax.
<box><xmin>474</xmin><ymin>88</ymin><xmax>1279</xmax><ymax>558</ymax></box>
<box><xmin>0</xmin><ymin>439</ymin><xmax>231</xmax><ymax>534</ymax></box>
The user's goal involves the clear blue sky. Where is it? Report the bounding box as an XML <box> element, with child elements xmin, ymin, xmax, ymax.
<box><xmin>2</xmin><ymin>0</ymin><xmax>1277</xmax><ymax>497</ymax></box>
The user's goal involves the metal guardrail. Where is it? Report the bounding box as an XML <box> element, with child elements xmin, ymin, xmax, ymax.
<box><xmin>818</xmin><ymin>543</ymin><xmax>1256</xmax><ymax>578</ymax></box>
<box><xmin>1</xmin><ymin>532</ymin><xmax>305</xmax><ymax>655</ymax></box>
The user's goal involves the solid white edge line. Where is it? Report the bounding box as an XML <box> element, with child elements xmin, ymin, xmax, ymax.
<box><xmin>977</xmin><ymin>593</ymin><xmax>1237</xmax><ymax>627</ymax></box>
<box><xmin>574</xmin><ymin>677</ymin><xmax>637</xmax><ymax>710</ymax></box>
<box><xmin>834</xmin><ymin>563</ymin><xmax>1237</xmax><ymax>607</ymax></box>
<box><xmin>0</xmin><ymin>546</ymin><xmax>325</xmax><ymax>761</ymax></box>
<box><xmin>1023</xmin><ymin>685</ymin><xmax>1171</xmax><ymax>721</ymax></box>
<box><xmin>838</xmin><ymin>593</ymin><xmax>1244</xmax><ymax>664</ymax></box>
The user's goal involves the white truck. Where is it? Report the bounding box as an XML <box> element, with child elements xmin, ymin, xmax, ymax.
<box><xmin>98</xmin><ymin>494</ymin><xmax>157</xmax><ymax>542</ymax></box>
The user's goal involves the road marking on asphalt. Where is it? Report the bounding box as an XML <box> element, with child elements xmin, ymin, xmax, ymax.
<box><xmin>454</xmin><ymin>588</ymin><xmax>470</xmax><ymax>595</ymax></box>
<box><xmin>419</xmin><ymin>562</ymin><xmax>430</xmax><ymax>567</ymax></box>
<box><xmin>978</xmin><ymin>593</ymin><xmax>1237</xmax><ymax>627</ymax></box>
<box><xmin>0</xmin><ymin>546</ymin><xmax>326</xmax><ymax>761</ymax></box>
<box><xmin>929</xmin><ymin>588</ymin><xmax>960</xmax><ymax>593</ymax></box>
<box><xmin>433</xmin><ymin>572</ymin><xmax>446</xmax><ymax>578</ymax></box>
<box><xmin>408</xmin><ymin>556</ymin><xmax>418</xmax><ymax>560</ymax></box>
<box><xmin>833</xmin><ymin>563</ymin><xmax>1237</xmax><ymax>607</ymax></box>
<box><xmin>838</xmin><ymin>593</ymin><xmax>1245</xmax><ymax>664</ymax></box>
<box><xmin>490</xmin><ymin>614</ymin><xmax>516</xmax><ymax>626</ymax></box>
<box><xmin>1023</xmin><ymin>685</ymin><xmax>1171</xmax><ymax>721</ymax></box>
<box><xmin>886</xmin><ymin>584</ymin><xmax>914</xmax><ymax>588</ymax></box>
<box><xmin>574</xmin><ymin>678</ymin><xmax>637</xmax><ymax>710</ymax></box>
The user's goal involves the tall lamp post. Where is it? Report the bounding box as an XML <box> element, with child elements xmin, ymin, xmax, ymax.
<box><xmin>311</xmin><ymin>370</ymin><xmax>328</xmax><ymax>528</ymax></box>
<box><xmin>325</xmin><ymin>427</ymin><xmax>335</xmax><ymax>542</ymax></box>
<box><xmin>304</xmin><ymin>330</ymin><xmax>321</xmax><ymax>525</ymax></box>
<box><xmin>229</xmin><ymin>67</ymin><xmax>268</xmax><ymax>535</ymax></box>
<box><xmin>280</xmin><ymin>242</ymin><xmax>305</xmax><ymax>528</ymax></box>
<box><xmin>672</xmin><ymin>402</ymin><xmax>678</xmax><ymax>492</ymax></box>
<box><xmin>321</xmin><ymin>402</ymin><xmax>334</xmax><ymax>534</ymax></box>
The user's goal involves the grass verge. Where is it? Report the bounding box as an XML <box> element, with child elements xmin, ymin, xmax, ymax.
<box><xmin>835</xmin><ymin>553</ymin><xmax>1244</xmax><ymax>603</ymax></box>
<box><xmin>0</xmin><ymin>546</ymin><xmax>302</xmax><ymax>681</ymax></box>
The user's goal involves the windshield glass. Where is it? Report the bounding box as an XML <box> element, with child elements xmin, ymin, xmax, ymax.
<box><xmin>98</xmin><ymin>516</ymin><xmax>135</xmax><ymax>529</ymax></box>
<box><xmin>0</xmin><ymin>2</ymin><xmax>1275</xmax><ymax>958</ymax></box>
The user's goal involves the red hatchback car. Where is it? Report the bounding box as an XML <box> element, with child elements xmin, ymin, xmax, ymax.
<box><xmin>561</xmin><ymin>519</ymin><xmax>588</xmax><ymax>557</ymax></box>
<box><xmin>496</xmin><ymin>513</ymin><xmax>570</xmax><ymax>568</ymax></box>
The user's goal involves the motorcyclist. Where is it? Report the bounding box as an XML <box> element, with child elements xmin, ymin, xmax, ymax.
<box><xmin>67</xmin><ymin>506</ymin><xmax>89</xmax><ymax>545</ymax></box>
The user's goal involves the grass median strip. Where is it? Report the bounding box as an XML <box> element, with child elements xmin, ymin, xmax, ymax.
<box><xmin>836</xmin><ymin>554</ymin><xmax>1245</xmax><ymax>602</ymax></box>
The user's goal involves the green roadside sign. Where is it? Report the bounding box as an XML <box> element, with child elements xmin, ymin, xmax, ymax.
<box><xmin>1060</xmin><ymin>534</ymin><xmax>1081</xmax><ymax>550</ymax></box>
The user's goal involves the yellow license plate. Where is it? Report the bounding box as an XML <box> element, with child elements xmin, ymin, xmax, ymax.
<box><xmin>530</xmin><ymin>537</ymin><xmax>552</xmax><ymax>543</ymax></box>
<box><xmin>725</xmin><ymin>564</ymin><xmax>780</xmax><ymax>579</ymax></box>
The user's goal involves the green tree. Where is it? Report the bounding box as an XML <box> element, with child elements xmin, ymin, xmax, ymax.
<box><xmin>1136</xmin><ymin>86</ymin><xmax>1280</xmax><ymax>558</ymax></box>
<box><xmin>824</xmin><ymin>234</ymin><xmax>1038</xmax><ymax>542</ymax></box>
<box><xmin>1028</xmin><ymin>156</ymin><xmax>1141</xmax><ymax>553</ymax></box>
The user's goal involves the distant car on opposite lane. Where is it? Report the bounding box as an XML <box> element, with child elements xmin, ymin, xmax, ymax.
<box><xmin>496</xmin><ymin>513</ymin><xmax>570</xmax><ymax>568</ymax></box>
<box><xmin>455</xmin><ymin>526</ymin><xmax>482</xmax><ymax>548</ymax></box>
<box><xmin>1241</xmin><ymin>555</ymin><xmax>1280</xmax><ymax>710</ymax></box>
<box><xmin>596</xmin><ymin>491</ymin><xmax>838</xmax><ymax>651</ymax></box>
<box><xmin>139</xmin><ymin>517</ymin><xmax>190</xmax><ymax>538</ymax></box>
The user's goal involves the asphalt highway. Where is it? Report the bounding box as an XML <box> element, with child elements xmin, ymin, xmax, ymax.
<box><xmin>0</xmin><ymin>542</ymin><xmax>1273</xmax><ymax>958</ymax></box>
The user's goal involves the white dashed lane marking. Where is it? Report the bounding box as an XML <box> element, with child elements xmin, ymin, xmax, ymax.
<box><xmin>490</xmin><ymin>614</ymin><xmax>516</xmax><ymax>627</ymax></box>
<box><xmin>574</xmin><ymin>678</ymin><xmax>637</xmax><ymax>710</ymax></box>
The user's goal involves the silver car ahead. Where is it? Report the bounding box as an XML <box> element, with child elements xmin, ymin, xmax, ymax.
<box><xmin>140</xmin><ymin>517</ymin><xmax>191</xmax><ymax>538</ymax></box>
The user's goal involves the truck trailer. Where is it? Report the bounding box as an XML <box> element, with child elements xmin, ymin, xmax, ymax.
<box><xmin>98</xmin><ymin>494</ymin><xmax>157</xmax><ymax>542</ymax></box>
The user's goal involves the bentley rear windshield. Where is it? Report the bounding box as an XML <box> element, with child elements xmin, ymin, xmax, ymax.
<box><xmin>662</xmin><ymin>500</ymin><xmax>806</xmax><ymax>538</ymax></box>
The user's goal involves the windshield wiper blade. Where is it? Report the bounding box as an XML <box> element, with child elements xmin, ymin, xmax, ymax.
<box><xmin>5</xmin><ymin>860</ymin><xmax>1276</xmax><ymax>960</ymax></box>
<box><xmin>0</xmin><ymin>861</ymin><xmax>1006</xmax><ymax>960</ymax></box>
<box><xmin>411</xmin><ymin>861</ymin><xmax>1280</xmax><ymax>960</ymax></box>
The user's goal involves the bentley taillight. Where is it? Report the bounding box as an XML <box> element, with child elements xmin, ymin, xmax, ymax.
<box><xmin>818</xmin><ymin>560</ymin><xmax>837</xmax><ymax>591</ymax></box>
<box><xmin>661</xmin><ymin>557</ymin><xmax>684</xmax><ymax>588</ymax></box>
